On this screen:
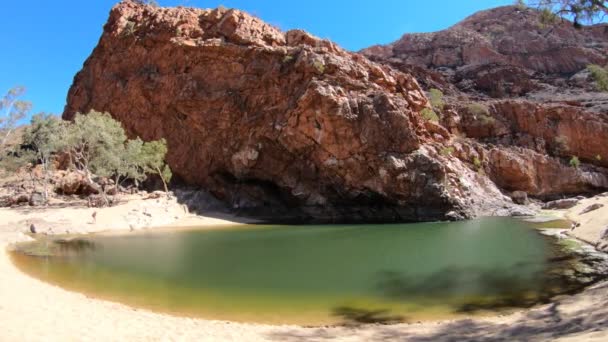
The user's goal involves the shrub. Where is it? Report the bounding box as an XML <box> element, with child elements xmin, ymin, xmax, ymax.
<box><xmin>539</xmin><ymin>8</ymin><xmax>558</xmax><ymax>27</ymax></box>
<box><xmin>466</xmin><ymin>102</ymin><xmax>494</xmax><ymax>125</ymax></box>
<box><xmin>428</xmin><ymin>88</ymin><xmax>444</xmax><ymax>110</ymax></box>
<box><xmin>440</xmin><ymin>146</ymin><xmax>455</xmax><ymax>156</ymax></box>
<box><xmin>421</xmin><ymin>108</ymin><xmax>439</xmax><ymax>122</ymax></box>
<box><xmin>282</xmin><ymin>55</ymin><xmax>294</xmax><ymax>63</ymax></box>
<box><xmin>587</xmin><ymin>64</ymin><xmax>608</xmax><ymax>92</ymax></box>
<box><xmin>313</xmin><ymin>60</ymin><xmax>325</xmax><ymax>74</ymax></box>
<box><xmin>473</xmin><ymin>156</ymin><xmax>482</xmax><ymax>170</ymax></box>
<box><xmin>569</xmin><ymin>156</ymin><xmax>581</xmax><ymax>168</ymax></box>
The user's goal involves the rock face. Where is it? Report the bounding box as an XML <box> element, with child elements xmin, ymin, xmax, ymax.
<box><xmin>361</xmin><ymin>5</ymin><xmax>608</xmax><ymax>100</ymax></box>
<box><xmin>64</xmin><ymin>1</ymin><xmax>517</xmax><ymax>222</ymax></box>
<box><xmin>362</xmin><ymin>5</ymin><xmax>608</xmax><ymax>203</ymax></box>
<box><xmin>64</xmin><ymin>2</ymin><xmax>608</xmax><ymax>221</ymax></box>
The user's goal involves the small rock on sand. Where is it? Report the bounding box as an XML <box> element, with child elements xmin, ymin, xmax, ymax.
<box><xmin>542</xmin><ymin>198</ymin><xmax>580</xmax><ymax>210</ymax></box>
<box><xmin>580</xmin><ymin>203</ymin><xmax>604</xmax><ymax>215</ymax></box>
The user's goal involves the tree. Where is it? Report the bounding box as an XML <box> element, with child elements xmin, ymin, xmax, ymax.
<box><xmin>66</xmin><ymin>111</ymin><xmax>172</xmax><ymax>199</ymax></box>
<box><xmin>527</xmin><ymin>0</ymin><xmax>608</xmax><ymax>26</ymax></box>
<box><xmin>139</xmin><ymin>138</ymin><xmax>172</xmax><ymax>193</ymax></box>
<box><xmin>1</xmin><ymin>86</ymin><xmax>31</xmax><ymax>149</ymax></box>
<box><xmin>22</xmin><ymin>114</ymin><xmax>67</xmax><ymax>203</ymax></box>
<box><xmin>66</xmin><ymin>111</ymin><xmax>127</xmax><ymax>182</ymax></box>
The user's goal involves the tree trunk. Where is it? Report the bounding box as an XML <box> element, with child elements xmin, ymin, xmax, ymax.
<box><xmin>156</xmin><ymin>166</ymin><xmax>169</xmax><ymax>193</ymax></box>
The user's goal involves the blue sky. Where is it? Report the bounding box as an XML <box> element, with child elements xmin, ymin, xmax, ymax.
<box><xmin>0</xmin><ymin>0</ymin><xmax>512</xmax><ymax>118</ymax></box>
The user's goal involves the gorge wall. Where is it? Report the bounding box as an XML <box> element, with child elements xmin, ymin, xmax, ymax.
<box><xmin>64</xmin><ymin>1</ymin><xmax>607</xmax><ymax>222</ymax></box>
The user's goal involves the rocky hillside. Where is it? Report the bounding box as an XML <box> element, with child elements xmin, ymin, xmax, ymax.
<box><xmin>361</xmin><ymin>6</ymin><xmax>608</xmax><ymax>200</ymax></box>
<box><xmin>362</xmin><ymin>5</ymin><xmax>608</xmax><ymax>104</ymax></box>
<box><xmin>63</xmin><ymin>1</ymin><xmax>607</xmax><ymax>222</ymax></box>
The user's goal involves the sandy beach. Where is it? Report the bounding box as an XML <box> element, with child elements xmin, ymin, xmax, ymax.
<box><xmin>1</xmin><ymin>195</ymin><xmax>608</xmax><ymax>341</ymax></box>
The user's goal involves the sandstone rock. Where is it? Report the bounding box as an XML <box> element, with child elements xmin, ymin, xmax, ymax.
<box><xmin>361</xmin><ymin>5</ymin><xmax>608</xmax><ymax>203</ymax></box>
<box><xmin>601</xmin><ymin>227</ymin><xmax>608</xmax><ymax>240</ymax></box>
<box><xmin>486</xmin><ymin>147</ymin><xmax>608</xmax><ymax>198</ymax></box>
<box><xmin>580</xmin><ymin>203</ymin><xmax>604</xmax><ymax>215</ymax></box>
<box><xmin>28</xmin><ymin>192</ymin><xmax>45</xmax><ymax>206</ymax></box>
<box><xmin>542</xmin><ymin>198</ymin><xmax>580</xmax><ymax>210</ymax></box>
<box><xmin>1</xmin><ymin>194</ymin><xmax>29</xmax><ymax>207</ymax></box>
<box><xmin>361</xmin><ymin>6</ymin><xmax>607</xmax><ymax>98</ymax></box>
<box><xmin>63</xmin><ymin>1</ymin><xmax>519</xmax><ymax>222</ymax></box>
<box><xmin>510</xmin><ymin>191</ymin><xmax>528</xmax><ymax>205</ymax></box>
<box><xmin>55</xmin><ymin>172</ymin><xmax>99</xmax><ymax>196</ymax></box>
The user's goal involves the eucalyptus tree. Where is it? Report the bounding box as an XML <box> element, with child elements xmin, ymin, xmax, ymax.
<box><xmin>0</xmin><ymin>86</ymin><xmax>31</xmax><ymax>149</ymax></box>
<box><xmin>527</xmin><ymin>0</ymin><xmax>607</xmax><ymax>26</ymax></box>
<box><xmin>22</xmin><ymin>113</ymin><xmax>68</xmax><ymax>203</ymax></box>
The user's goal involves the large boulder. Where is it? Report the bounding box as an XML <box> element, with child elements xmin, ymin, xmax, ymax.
<box><xmin>55</xmin><ymin>171</ymin><xmax>99</xmax><ymax>196</ymax></box>
<box><xmin>63</xmin><ymin>1</ymin><xmax>514</xmax><ymax>222</ymax></box>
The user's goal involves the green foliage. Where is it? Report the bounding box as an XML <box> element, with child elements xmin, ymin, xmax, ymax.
<box><xmin>440</xmin><ymin>146</ymin><xmax>455</xmax><ymax>156</ymax></box>
<box><xmin>587</xmin><ymin>64</ymin><xmax>608</xmax><ymax>92</ymax></box>
<box><xmin>282</xmin><ymin>55</ymin><xmax>294</xmax><ymax>63</ymax></box>
<box><xmin>428</xmin><ymin>88</ymin><xmax>445</xmax><ymax>110</ymax></box>
<box><xmin>473</xmin><ymin>156</ymin><xmax>482</xmax><ymax>169</ymax></box>
<box><xmin>539</xmin><ymin>8</ymin><xmax>559</xmax><ymax>26</ymax></box>
<box><xmin>466</xmin><ymin>103</ymin><xmax>495</xmax><ymax>125</ymax></box>
<box><xmin>569</xmin><ymin>156</ymin><xmax>581</xmax><ymax>168</ymax></box>
<box><xmin>1</xmin><ymin>86</ymin><xmax>31</xmax><ymax>149</ymax></box>
<box><xmin>66</xmin><ymin>111</ymin><xmax>171</xmax><ymax>194</ymax></box>
<box><xmin>421</xmin><ymin>108</ymin><xmax>440</xmax><ymax>122</ymax></box>
<box><xmin>515</xmin><ymin>0</ymin><xmax>527</xmax><ymax>9</ymax></box>
<box><xmin>0</xmin><ymin>148</ymin><xmax>35</xmax><ymax>174</ymax></box>
<box><xmin>23</xmin><ymin>113</ymin><xmax>68</xmax><ymax>202</ymax></box>
<box><xmin>24</xmin><ymin>114</ymin><xmax>67</xmax><ymax>161</ymax></box>
<box><xmin>313</xmin><ymin>60</ymin><xmax>325</xmax><ymax>74</ymax></box>
<box><xmin>139</xmin><ymin>138</ymin><xmax>172</xmax><ymax>192</ymax></box>
<box><xmin>66</xmin><ymin>111</ymin><xmax>127</xmax><ymax>179</ymax></box>
<box><xmin>467</xmin><ymin>102</ymin><xmax>489</xmax><ymax>116</ymax></box>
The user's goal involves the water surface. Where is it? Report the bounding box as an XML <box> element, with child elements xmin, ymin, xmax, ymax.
<box><xmin>11</xmin><ymin>217</ymin><xmax>587</xmax><ymax>325</ymax></box>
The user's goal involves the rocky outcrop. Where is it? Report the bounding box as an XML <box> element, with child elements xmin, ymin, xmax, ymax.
<box><xmin>362</xmin><ymin>5</ymin><xmax>608</xmax><ymax>205</ymax></box>
<box><xmin>486</xmin><ymin>147</ymin><xmax>608</xmax><ymax>198</ymax></box>
<box><xmin>361</xmin><ymin>5</ymin><xmax>608</xmax><ymax>100</ymax></box>
<box><xmin>63</xmin><ymin>2</ymin><xmax>608</xmax><ymax>221</ymax></box>
<box><xmin>54</xmin><ymin>171</ymin><xmax>99</xmax><ymax>196</ymax></box>
<box><xmin>64</xmin><ymin>1</ymin><xmax>521</xmax><ymax>222</ymax></box>
<box><xmin>461</xmin><ymin>101</ymin><xmax>608</xmax><ymax>167</ymax></box>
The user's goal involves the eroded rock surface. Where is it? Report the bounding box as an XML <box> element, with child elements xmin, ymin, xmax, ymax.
<box><xmin>64</xmin><ymin>2</ymin><xmax>608</xmax><ymax>221</ymax></box>
<box><xmin>363</xmin><ymin>5</ymin><xmax>608</xmax><ymax>204</ymax></box>
<box><xmin>361</xmin><ymin>5</ymin><xmax>608</xmax><ymax>101</ymax></box>
<box><xmin>64</xmin><ymin>1</ymin><xmax>520</xmax><ymax>222</ymax></box>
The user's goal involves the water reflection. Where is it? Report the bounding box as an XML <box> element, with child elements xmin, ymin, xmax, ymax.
<box><xmin>9</xmin><ymin>217</ymin><xmax>608</xmax><ymax>325</ymax></box>
<box><xmin>54</xmin><ymin>238</ymin><xmax>97</xmax><ymax>255</ymax></box>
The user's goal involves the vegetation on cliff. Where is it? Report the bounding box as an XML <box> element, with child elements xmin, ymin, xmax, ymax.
<box><xmin>0</xmin><ymin>94</ymin><xmax>172</xmax><ymax>206</ymax></box>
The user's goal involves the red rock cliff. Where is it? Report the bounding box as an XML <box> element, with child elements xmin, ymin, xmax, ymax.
<box><xmin>64</xmin><ymin>1</ymin><xmax>528</xmax><ymax>221</ymax></box>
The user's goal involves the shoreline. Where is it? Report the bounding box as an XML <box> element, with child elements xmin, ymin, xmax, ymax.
<box><xmin>1</xmin><ymin>196</ymin><xmax>608</xmax><ymax>341</ymax></box>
